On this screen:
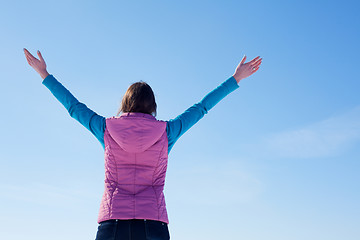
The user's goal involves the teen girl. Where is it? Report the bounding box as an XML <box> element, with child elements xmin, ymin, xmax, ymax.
<box><xmin>24</xmin><ymin>48</ymin><xmax>262</xmax><ymax>240</ymax></box>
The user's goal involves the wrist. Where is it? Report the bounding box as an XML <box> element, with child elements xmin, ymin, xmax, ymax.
<box><xmin>232</xmin><ymin>74</ymin><xmax>242</xmax><ymax>84</ymax></box>
<box><xmin>39</xmin><ymin>70</ymin><xmax>50</xmax><ymax>80</ymax></box>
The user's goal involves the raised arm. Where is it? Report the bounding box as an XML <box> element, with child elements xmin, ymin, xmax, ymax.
<box><xmin>166</xmin><ymin>55</ymin><xmax>262</xmax><ymax>153</ymax></box>
<box><xmin>24</xmin><ymin>48</ymin><xmax>106</xmax><ymax>148</ymax></box>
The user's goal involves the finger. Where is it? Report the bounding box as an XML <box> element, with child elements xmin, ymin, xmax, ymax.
<box><xmin>23</xmin><ymin>48</ymin><xmax>30</xmax><ymax>55</ymax></box>
<box><xmin>25</xmin><ymin>56</ymin><xmax>33</xmax><ymax>66</ymax></box>
<box><xmin>252</xmin><ymin>66</ymin><xmax>260</xmax><ymax>73</ymax></box>
<box><xmin>25</xmin><ymin>54</ymin><xmax>32</xmax><ymax>64</ymax></box>
<box><xmin>23</xmin><ymin>48</ymin><xmax>32</xmax><ymax>57</ymax></box>
<box><xmin>37</xmin><ymin>50</ymin><xmax>45</xmax><ymax>62</ymax></box>
<box><xmin>252</xmin><ymin>59</ymin><xmax>262</xmax><ymax>68</ymax></box>
<box><xmin>249</xmin><ymin>56</ymin><xmax>261</xmax><ymax>64</ymax></box>
<box><xmin>25</xmin><ymin>57</ymin><xmax>32</xmax><ymax>65</ymax></box>
<box><xmin>240</xmin><ymin>55</ymin><xmax>246</xmax><ymax>65</ymax></box>
<box><xmin>250</xmin><ymin>60</ymin><xmax>262</xmax><ymax>70</ymax></box>
<box><xmin>251</xmin><ymin>57</ymin><xmax>262</xmax><ymax>64</ymax></box>
<box><xmin>24</xmin><ymin>48</ymin><xmax>36</xmax><ymax>60</ymax></box>
<box><xmin>25</xmin><ymin>53</ymin><xmax>36</xmax><ymax>65</ymax></box>
<box><xmin>248</xmin><ymin>56</ymin><xmax>260</xmax><ymax>65</ymax></box>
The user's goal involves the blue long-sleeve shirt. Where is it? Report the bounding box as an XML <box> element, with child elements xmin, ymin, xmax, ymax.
<box><xmin>42</xmin><ymin>75</ymin><xmax>239</xmax><ymax>153</ymax></box>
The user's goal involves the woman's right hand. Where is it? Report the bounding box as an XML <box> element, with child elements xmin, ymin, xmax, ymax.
<box><xmin>233</xmin><ymin>55</ymin><xmax>262</xmax><ymax>83</ymax></box>
<box><xmin>24</xmin><ymin>48</ymin><xmax>49</xmax><ymax>79</ymax></box>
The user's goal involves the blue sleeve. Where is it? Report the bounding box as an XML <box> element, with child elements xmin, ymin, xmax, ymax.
<box><xmin>166</xmin><ymin>76</ymin><xmax>239</xmax><ymax>153</ymax></box>
<box><xmin>42</xmin><ymin>75</ymin><xmax>106</xmax><ymax>149</ymax></box>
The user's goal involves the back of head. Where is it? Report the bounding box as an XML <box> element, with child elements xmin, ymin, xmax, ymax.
<box><xmin>118</xmin><ymin>81</ymin><xmax>157</xmax><ymax>116</ymax></box>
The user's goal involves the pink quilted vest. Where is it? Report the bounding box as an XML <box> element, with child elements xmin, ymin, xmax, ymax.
<box><xmin>97</xmin><ymin>112</ymin><xmax>169</xmax><ymax>224</ymax></box>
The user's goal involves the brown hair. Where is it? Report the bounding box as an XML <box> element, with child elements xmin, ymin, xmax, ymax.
<box><xmin>117</xmin><ymin>81</ymin><xmax>157</xmax><ymax>116</ymax></box>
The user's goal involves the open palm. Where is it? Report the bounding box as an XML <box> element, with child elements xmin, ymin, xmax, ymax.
<box><xmin>24</xmin><ymin>48</ymin><xmax>49</xmax><ymax>79</ymax></box>
<box><xmin>233</xmin><ymin>55</ymin><xmax>262</xmax><ymax>83</ymax></box>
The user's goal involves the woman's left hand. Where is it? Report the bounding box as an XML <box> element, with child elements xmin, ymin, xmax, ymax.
<box><xmin>24</xmin><ymin>48</ymin><xmax>49</xmax><ymax>79</ymax></box>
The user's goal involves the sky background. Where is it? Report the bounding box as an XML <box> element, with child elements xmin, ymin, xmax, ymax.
<box><xmin>0</xmin><ymin>0</ymin><xmax>359</xmax><ymax>239</ymax></box>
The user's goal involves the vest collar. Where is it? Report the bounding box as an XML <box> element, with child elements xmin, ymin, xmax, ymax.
<box><xmin>118</xmin><ymin>112</ymin><xmax>156</xmax><ymax>120</ymax></box>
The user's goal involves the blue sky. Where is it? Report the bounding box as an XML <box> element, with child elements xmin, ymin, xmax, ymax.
<box><xmin>0</xmin><ymin>0</ymin><xmax>359</xmax><ymax>239</ymax></box>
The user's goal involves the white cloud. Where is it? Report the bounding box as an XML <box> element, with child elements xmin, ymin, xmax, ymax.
<box><xmin>262</xmin><ymin>106</ymin><xmax>360</xmax><ymax>159</ymax></box>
